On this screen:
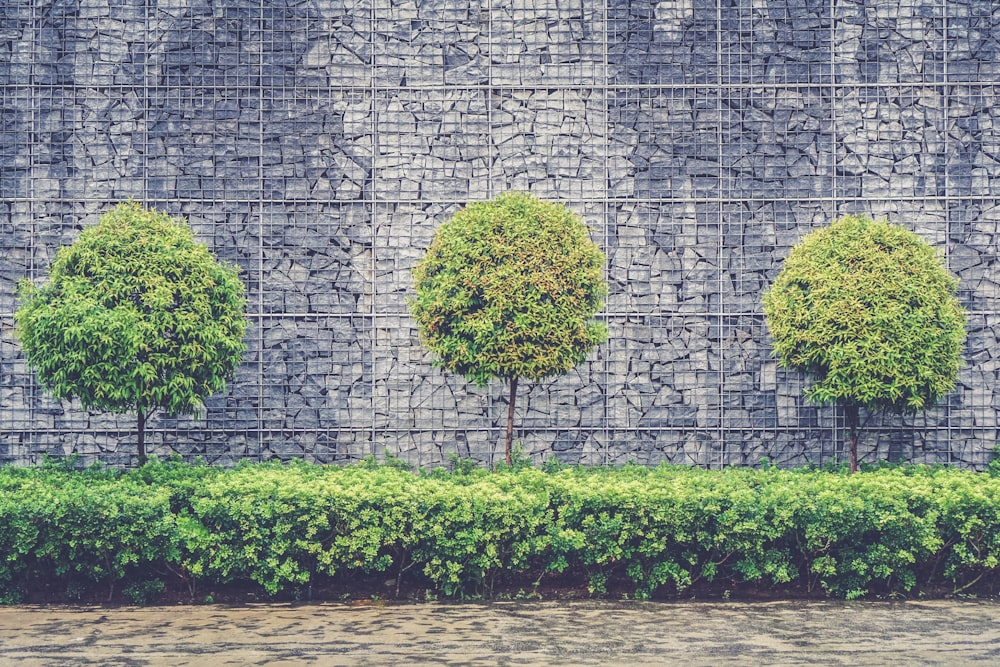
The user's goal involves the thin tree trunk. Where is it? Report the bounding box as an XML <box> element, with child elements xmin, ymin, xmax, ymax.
<box><xmin>845</xmin><ymin>404</ymin><xmax>859</xmax><ymax>474</ymax></box>
<box><xmin>137</xmin><ymin>408</ymin><xmax>147</xmax><ymax>467</ymax></box>
<box><xmin>505</xmin><ymin>376</ymin><xmax>518</xmax><ymax>467</ymax></box>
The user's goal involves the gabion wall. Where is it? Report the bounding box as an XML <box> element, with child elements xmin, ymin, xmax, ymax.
<box><xmin>1</xmin><ymin>0</ymin><xmax>999</xmax><ymax>468</ymax></box>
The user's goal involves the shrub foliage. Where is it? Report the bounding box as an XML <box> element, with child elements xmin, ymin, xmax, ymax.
<box><xmin>0</xmin><ymin>460</ymin><xmax>998</xmax><ymax>604</ymax></box>
<box><xmin>410</xmin><ymin>193</ymin><xmax>607</xmax><ymax>464</ymax></box>
<box><xmin>763</xmin><ymin>215</ymin><xmax>966</xmax><ymax>471</ymax></box>
<box><xmin>15</xmin><ymin>202</ymin><xmax>247</xmax><ymax>464</ymax></box>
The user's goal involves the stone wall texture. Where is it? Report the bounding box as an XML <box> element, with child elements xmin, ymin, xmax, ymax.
<box><xmin>2</xmin><ymin>0</ymin><xmax>999</xmax><ymax>468</ymax></box>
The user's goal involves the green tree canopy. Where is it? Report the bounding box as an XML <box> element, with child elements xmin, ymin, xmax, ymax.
<box><xmin>410</xmin><ymin>193</ymin><xmax>607</xmax><ymax>464</ymax></box>
<box><xmin>763</xmin><ymin>214</ymin><xmax>967</xmax><ymax>471</ymax></box>
<box><xmin>16</xmin><ymin>201</ymin><xmax>248</xmax><ymax>464</ymax></box>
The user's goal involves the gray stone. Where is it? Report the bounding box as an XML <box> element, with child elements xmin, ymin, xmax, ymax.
<box><xmin>1</xmin><ymin>0</ymin><xmax>998</xmax><ymax>469</ymax></box>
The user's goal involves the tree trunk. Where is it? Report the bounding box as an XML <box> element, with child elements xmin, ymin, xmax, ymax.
<box><xmin>137</xmin><ymin>408</ymin><xmax>147</xmax><ymax>467</ymax></box>
<box><xmin>845</xmin><ymin>404</ymin><xmax>859</xmax><ymax>474</ymax></box>
<box><xmin>505</xmin><ymin>376</ymin><xmax>519</xmax><ymax>467</ymax></box>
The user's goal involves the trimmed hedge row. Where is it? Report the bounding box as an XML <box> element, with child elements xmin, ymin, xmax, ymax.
<box><xmin>1</xmin><ymin>459</ymin><xmax>999</xmax><ymax>603</ymax></box>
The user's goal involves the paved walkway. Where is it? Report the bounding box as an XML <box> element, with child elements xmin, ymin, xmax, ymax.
<box><xmin>1</xmin><ymin>600</ymin><xmax>998</xmax><ymax>666</ymax></box>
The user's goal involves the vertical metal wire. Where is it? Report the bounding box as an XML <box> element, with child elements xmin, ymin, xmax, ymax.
<box><xmin>369</xmin><ymin>0</ymin><xmax>379</xmax><ymax>460</ymax></box>
<box><xmin>941</xmin><ymin>0</ymin><xmax>953</xmax><ymax>466</ymax></box>
<box><xmin>257</xmin><ymin>1</ymin><xmax>266</xmax><ymax>462</ymax></box>
<box><xmin>602</xmin><ymin>0</ymin><xmax>610</xmax><ymax>466</ymax></box>
<box><xmin>829</xmin><ymin>0</ymin><xmax>840</xmax><ymax>468</ymax></box>
<box><xmin>487</xmin><ymin>0</ymin><xmax>497</xmax><ymax>469</ymax></box>
<box><xmin>26</xmin><ymin>2</ymin><xmax>38</xmax><ymax>465</ymax></box>
<box><xmin>716</xmin><ymin>0</ymin><xmax>725</xmax><ymax>469</ymax></box>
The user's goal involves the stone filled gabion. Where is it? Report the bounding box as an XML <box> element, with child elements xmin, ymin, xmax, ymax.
<box><xmin>1</xmin><ymin>0</ymin><xmax>999</xmax><ymax>468</ymax></box>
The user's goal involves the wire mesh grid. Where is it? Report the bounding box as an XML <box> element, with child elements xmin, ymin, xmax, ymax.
<box><xmin>0</xmin><ymin>0</ymin><xmax>998</xmax><ymax>468</ymax></box>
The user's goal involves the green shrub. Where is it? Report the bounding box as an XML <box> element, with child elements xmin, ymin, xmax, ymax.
<box><xmin>410</xmin><ymin>193</ymin><xmax>607</xmax><ymax>465</ymax></box>
<box><xmin>412</xmin><ymin>469</ymin><xmax>554</xmax><ymax>597</ymax></box>
<box><xmin>0</xmin><ymin>468</ymin><xmax>178</xmax><ymax>602</ymax></box>
<box><xmin>131</xmin><ymin>456</ymin><xmax>224</xmax><ymax>513</ymax></box>
<box><xmin>16</xmin><ymin>201</ymin><xmax>248</xmax><ymax>464</ymax></box>
<box><xmin>763</xmin><ymin>215</ymin><xmax>967</xmax><ymax>471</ymax></box>
<box><xmin>175</xmin><ymin>463</ymin><xmax>424</xmax><ymax>595</ymax></box>
<box><xmin>1</xmin><ymin>461</ymin><xmax>999</xmax><ymax>603</ymax></box>
<box><xmin>788</xmin><ymin>470</ymin><xmax>943</xmax><ymax>599</ymax></box>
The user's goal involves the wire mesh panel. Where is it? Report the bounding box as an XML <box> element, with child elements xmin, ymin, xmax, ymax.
<box><xmin>491</xmin><ymin>0</ymin><xmax>606</xmax><ymax>87</ymax></box>
<box><xmin>373</xmin><ymin>0</ymin><xmax>484</xmax><ymax>88</ymax></box>
<box><xmin>490</xmin><ymin>88</ymin><xmax>606</xmax><ymax>199</ymax></box>
<box><xmin>833</xmin><ymin>0</ymin><xmax>946</xmax><ymax>86</ymax></box>
<box><xmin>609</xmin><ymin>0</ymin><xmax>717</xmax><ymax>86</ymax></box>
<box><xmin>608</xmin><ymin>87</ymin><xmax>722</xmax><ymax>201</ymax></box>
<box><xmin>0</xmin><ymin>89</ymin><xmax>34</xmax><ymax>202</ymax></box>
<box><xmin>721</xmin><ymin>87</ymin><xmax>836</xmax><ymax>201</ymax></box>
<box><xmin>1</xmin><ymin>0</ymin><xmax>999</xmax><ymax>468</ymax></box>
<box><xmin>375</xmin><ymin>90</ymin><xmax>490</xmax><ymax>203</ymax></box>
<box><xmin>257</xmin><ymin>314</ymin><xmax>371</xmax><ymax>460</ymax></box>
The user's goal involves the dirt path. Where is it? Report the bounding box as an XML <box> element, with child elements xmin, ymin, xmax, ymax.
<box><xmin>1</xmin><ymin>600</ymin><xmax>998</xmax><ymax>666</ymax></box>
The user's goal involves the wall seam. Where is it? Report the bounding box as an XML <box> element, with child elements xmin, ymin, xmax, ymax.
<box><xmin>941</xmin><ymin>0</ymin><xmax>953</xmax><ymax>466</ymax></box>
<box><xmin>602</xmin><ymin>0</ymin><xmax>611</xmax><ymax>466</ymax></box>
<box><xmin>716</xmin><ymin>0</ymin><xmax>725</xmax><ymax>469</ymax></box>
<box><xmin>370</xmin><ymin>0</ymin><xmax>379</xmax><ymax>460</ymax></box>
<box><xmin>257</xmin><ymin>1</ymin><xmax>266</xmax><ymax>462</ymax></box>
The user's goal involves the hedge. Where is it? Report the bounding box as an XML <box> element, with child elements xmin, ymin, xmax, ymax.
<box><xmin>1</xmin><ymin>458</ymin><xmax>998</xmax><ymax>603</ymax></box>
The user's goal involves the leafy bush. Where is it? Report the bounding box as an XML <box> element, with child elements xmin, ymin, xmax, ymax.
<box><xmin>410</xmin><ymin>193</ymin><xmax>607</xmax><ymax>465</ymax></box>
<box><xmin>1</xmin><ymin>461</ymin><xmax>999</xmax><ymax>603</ymax></box>
<box><xmin>411</xmin><ymin>469</ymin><xmax>554</xmax><ymax>597</ymax></box>
<box><xmin>0</xmin><ymin>466</ymin><xmax>178</xmax><ymax>602</ymax></box>
<box><xmin>763</xmin><ymin>215</ymin><xmax>967</xmax><ymax>471</ymax></box>
<box><xmin>16</xmin><ymin>201</ymin><xmax>248</xmax><ymax>464</ymax></box>
<box><xmin>176</xmin><ymin>463</ymin><xmax>425</xmax><ymax>595</ymax></box>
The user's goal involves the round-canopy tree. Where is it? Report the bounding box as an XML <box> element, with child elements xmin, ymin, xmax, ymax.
<box><xmin>410</xmin><ymin>193</ymin><xmax>608</xmax><ymax>466</ymax></box>
<box><xmin>16</xmin><ymin>201</ymin><xmax>247</xmax><ymax>464</ymax></box>
<box><xmin>763</xmin><ymin>214</ymin><xmax>966</xmax><ymax>472</ymax></box>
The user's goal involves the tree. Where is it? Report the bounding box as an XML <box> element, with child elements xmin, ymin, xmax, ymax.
<box><xmin>762</xmin><ymin>214</ymin><xmax>966</xmax><ymax>472</ymax></box>
<box><xmin>15</xmin><ymin>201</ymin><xmax>247</xmax><ymax>465</ymax></box>
<box><xmin>410</xmin><ymin>193</ymin><xmax>608</xmax><ymax>466</ymax></box>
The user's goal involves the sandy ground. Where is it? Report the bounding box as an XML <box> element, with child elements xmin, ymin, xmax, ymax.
<box><xmin>1</xmin><ymin>600</ymin><xmax>998</xmax><ymax>666</ymax></box>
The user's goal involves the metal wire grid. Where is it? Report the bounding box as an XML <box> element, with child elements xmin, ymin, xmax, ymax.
<box><xmin>1</xmin><ymin>0</ymin><xmax>998</xmax><ymax>467</ymax></box>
